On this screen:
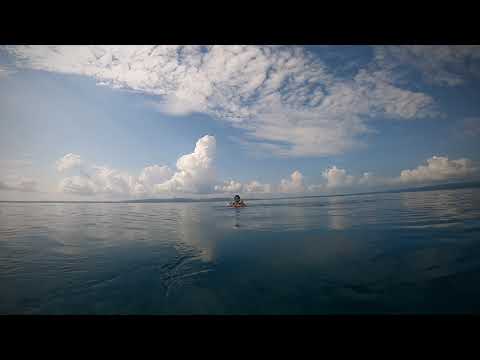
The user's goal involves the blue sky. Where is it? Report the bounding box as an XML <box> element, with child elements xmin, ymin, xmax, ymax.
<box><xmin>0</xmin><ymin>45</ymin><xmax>479</xmax><ymax>200</ymax></box>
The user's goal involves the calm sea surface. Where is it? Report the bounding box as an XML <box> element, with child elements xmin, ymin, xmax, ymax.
<box><xmin>1</xmin><ymin>188</ymin><xmax>480</xmax><ymax>314</ymax></box>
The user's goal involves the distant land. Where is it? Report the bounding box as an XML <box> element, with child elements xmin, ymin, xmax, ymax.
<box><xmin>1</xmin><ymin>180</ymin><xmax>480</xmax><ymax>204</ymax></box>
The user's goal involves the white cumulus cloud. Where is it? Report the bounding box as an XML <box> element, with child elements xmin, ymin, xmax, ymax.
<box><xmin>357</xmin><ymin>172</ymin><xmax>377</xmax><ymax>186</ymax></box>
<box><xmin>90</xmin><ymin>166</ymin><xmax>134</xmax><ymax>195</ymax></box>
<box><xmin>58</xmin><ymin>165</ymin><xmax>134</xmax><ymax>196</ymax></box>
<box><xmin>53</xmin><ymin>147</ymin><xmax>478</xmax><ymax>198</ymax></box>
<box><xmin>214</xmin><ymin>178</ymin><xmax>273</xmax><ymax>195</ymax></box>
<box><xmin>56</xmin><ymin>135</ymin><xmax>217</xmax><ymax>197</ymax></box>
<box><xmin>396</xmin><ymin>156</ymin><xmax>477</xmax><ymax>184</ymax></box>
<box><xmin>307</xmin><ymin>156</ymin><xmax>477</xmax><ymax>193</ymax></box>
<box><xmin>56</xmin><ymin>153</ymin><xmax>83</xmax><ymax>172</ymax></box>
<box><xmin>322</xmin><ymin>166</ymin><xmax>355</xmax><ymax>188</ymax></box>
<box><xmin>243</xmin><ymin>180</ymin><xmax>272</xmax><ymax>194</ymax></box>
<box><xmin>154</xmin><ymin>135</ymin><xmax>216</xmax><ymax>194</ymax></box>
<box><xmin>58</xmin><ymin>176</ymin><xmax>96</xmax><ymax>196</ymax></box>
<box><xmin>136</xmin><ymin>165</ymin><xmax>173</xmax><ymax>195</ymax></box>
<box><xmin>214</xmin><ymin>180</ymin><xmax>243</xmax><ymax>193</ymax></box>
<box><xmin>278</xmin><ymin>170</ymin><xmax>305</xmax><ymax>193</ymax></box>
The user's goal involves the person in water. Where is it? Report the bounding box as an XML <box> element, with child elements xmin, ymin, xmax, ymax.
<box><xmin>230</xmin><ymin>194</ymin><xmax>246</xmax><ymax>207</ymax></box>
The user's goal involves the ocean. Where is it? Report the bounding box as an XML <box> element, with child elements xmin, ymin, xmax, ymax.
<box><xmin>1</xmin><ymin>187</ymin><xmax>480</xmax><ymax>314</ymax></box>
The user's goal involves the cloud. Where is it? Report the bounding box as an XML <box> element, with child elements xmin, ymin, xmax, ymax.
<box><xmin>0</xmin><ymin>159</ymin><xmax>38</xmax><ymax>192</ymax></box>
<box><xmin>54</xmin><ymin>134</ymin><xmax>274</xmax><ymax>198</ymax></box>
<box><xmin>136</xmin><ymin>165</ymin><xmax>173</xmax><ymax>194</ymax></box>
<box><xmin>395</xmin><ymin>156</ymin><xmax>477</xmax><ymax>184</ymax></box>
<box><xmin>353</xmin><ymin>69</ymin><xmax>436</xmax><ymax>119</ymax></box>
<box><xmin>5</xmin><ymin>45</ymin><xmax>438</xmax><ymax>157</ymax></box>
<box><xmin>278</xmin><ymin>170</ymin><xmax>305</xmax><ymax>193</ymax></box>
<box><xmin>243</xmin><ymin>180</ymin><xmax>272</xmax><ymax>194</ymax></box>
<box><xmin>307</xmin><ymin>184</ymin><xmax>324</xmax><ymax>192</ymax></box>
<box><xmin>56</xmin><ymin>153</ymin><xmax>83</xmax><ymax>172</ymax></box>
<box><xmin>214</xmin><ymin>179</ymin><xmax>273</xmax><ymax>194</ymax></box>
<box><xmin>53</xmin><ymin>144</ymin><xmax>477</xmax><ymax>198</ymax></box>
<box><xmin>322</xmin><ymin>166</ymin><xmax>355</xmax><ymax>188</ymax></box>
<box><xmin>58</xmin><ymin>176</ymin><xmax>95</xmax><ymax>195</ymax></box>
<box><xmin>0</xmin><ymin>177</ymin><xmax>37</xmax><ymax>192</ymax></box>
<box><xmin>374</xmin><ymin>45</ymin><xmax>480</xmax><ymax>86</ymax></box>
<box><xmin>154</xmin><ymin>135</ymin><xmax>216</xmax><ymax>194</ymax></box>
<box><xmin>17</xmin><ymin>178</ymin><xmax>37</xmax><ymax>192</ymax></box>
<box><xmin>0</xmin><ymin>65</ymin><xmax>15</xmax><ymax>78</ymax></box>
<box><xmin>308</xmin><ymin>156</ymin><xmax>477</xmax><ymax>192</ymax></box>
<box><xmin>56</xmin><ymin>153</ymin><xmax>139</xmax><ymax>197</ymax></box>
<box><xmin>307</xmin><ymin>169</ymin><xmax>381</xmax><ymax>193</ymax></box>
<box><xmin>357</xmin><ymin>172</ymin><xmax>377</xmax><ymax>186</ymax></box>
<box><xmin>56</xmin><ymin>135</ymin><xmax>216</xmax><ymax>197</ymax></box>
<box><xmin>59</xmin><ymin>166</ymin><xmax>134</xmax><ymax>197</ymax></box>
<box><xmin>91</xmin><ymin>166</ymin><xmax>135</xmax><ymax>195</ymax></box>
<box><xmin>214</xmin><ymin>180</ymin><xmax>243</xmax><ymax>193</ymax></box>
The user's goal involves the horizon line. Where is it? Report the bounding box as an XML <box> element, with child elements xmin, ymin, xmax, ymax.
<box><xmin>1</xmin><ymin>180</ymin><xmax>479</xmax><ymax>204</ymax></box>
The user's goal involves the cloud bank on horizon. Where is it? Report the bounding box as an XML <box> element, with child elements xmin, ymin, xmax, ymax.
<box><xmin>52</xmin><ymin>134</ymin><xmax>478</xmax><ymax>198</ymax></box>
<box><xmin>0</xmin><ymin>178</ymin><xmax>37</xmax><ymax>192</ymax></box>
<box><xmin>1</xmin><ymin>45</ymin><xmax>480</xmax><ymax>198</ymax></box>
<box><xmin>0</xmin><ymin>159</ymin><xmax>38</xmax><ymax>193</ymax></box>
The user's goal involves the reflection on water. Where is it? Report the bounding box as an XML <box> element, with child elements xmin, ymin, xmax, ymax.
<box><xmin>175</xmin><ymin>205</ymin><xmax>219</xmax><ymax>262</ymax></box>
<box><xmin>400</xmin><ymin>189</ymin><xmax>480</xmax><ymax>229</ymax></box>
<box><xmin>233</xmin><ymin>209</ymin><xmax>240</xmax><ymax>229</ymax></box>
<box><xmin>326</xmin><ymin>197</ymin><xmax>352</xmax><ymax>230</ymax></box>
<box><xmin>1</xmin><ymin>187</ymin><xmax>480</xmax><ymax>314</ymax></box>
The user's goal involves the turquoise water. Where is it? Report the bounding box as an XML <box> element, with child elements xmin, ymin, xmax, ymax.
<box><xmin>1</xmin><ymin>188</ymin><xmax>480</xmax><ymax>314</ymax></box>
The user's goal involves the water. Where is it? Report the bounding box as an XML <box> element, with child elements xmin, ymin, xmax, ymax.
<box><xmin>1</xmin><ymin>187</ymin><xmax>480</xmax><ymax>314</ymax></box>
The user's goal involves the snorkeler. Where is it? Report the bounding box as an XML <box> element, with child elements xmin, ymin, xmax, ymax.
<box><xmin>229</xmin><ymin>194</ymin><xmax>246</xmax><ymax>207</ymax></box>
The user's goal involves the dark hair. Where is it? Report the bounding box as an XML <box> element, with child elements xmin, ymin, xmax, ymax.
<box><xmin>234</xmin><ymin>195</ymin><xmax>241</xmax><ymax>201</ymax></box>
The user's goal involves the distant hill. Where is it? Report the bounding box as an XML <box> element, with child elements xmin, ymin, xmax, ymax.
<box><xmin>300</xmin><ymin>180</ymin><xmax>480</xmax><ymax>199</ymax></box>
<box><xmin>375</xmin><ymin>180</ymin><xmax>480</xmax><ymax>194</ymax></box>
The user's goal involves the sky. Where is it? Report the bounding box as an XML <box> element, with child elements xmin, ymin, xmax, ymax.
<box><xmin>1</xmin><ymin>45</ymin><xmax>480</xmax><ymax>200</ymax></box>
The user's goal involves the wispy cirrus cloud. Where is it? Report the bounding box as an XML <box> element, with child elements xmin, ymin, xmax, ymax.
<box><xmin>374</xmin><ymin>45</ymin><xmax>480</xmax><ymax>86</ymax></box>
<box><xmin>4</xmin><ymin>45</ymin><xmax>439</xmax><ymax>157</ymax></box>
